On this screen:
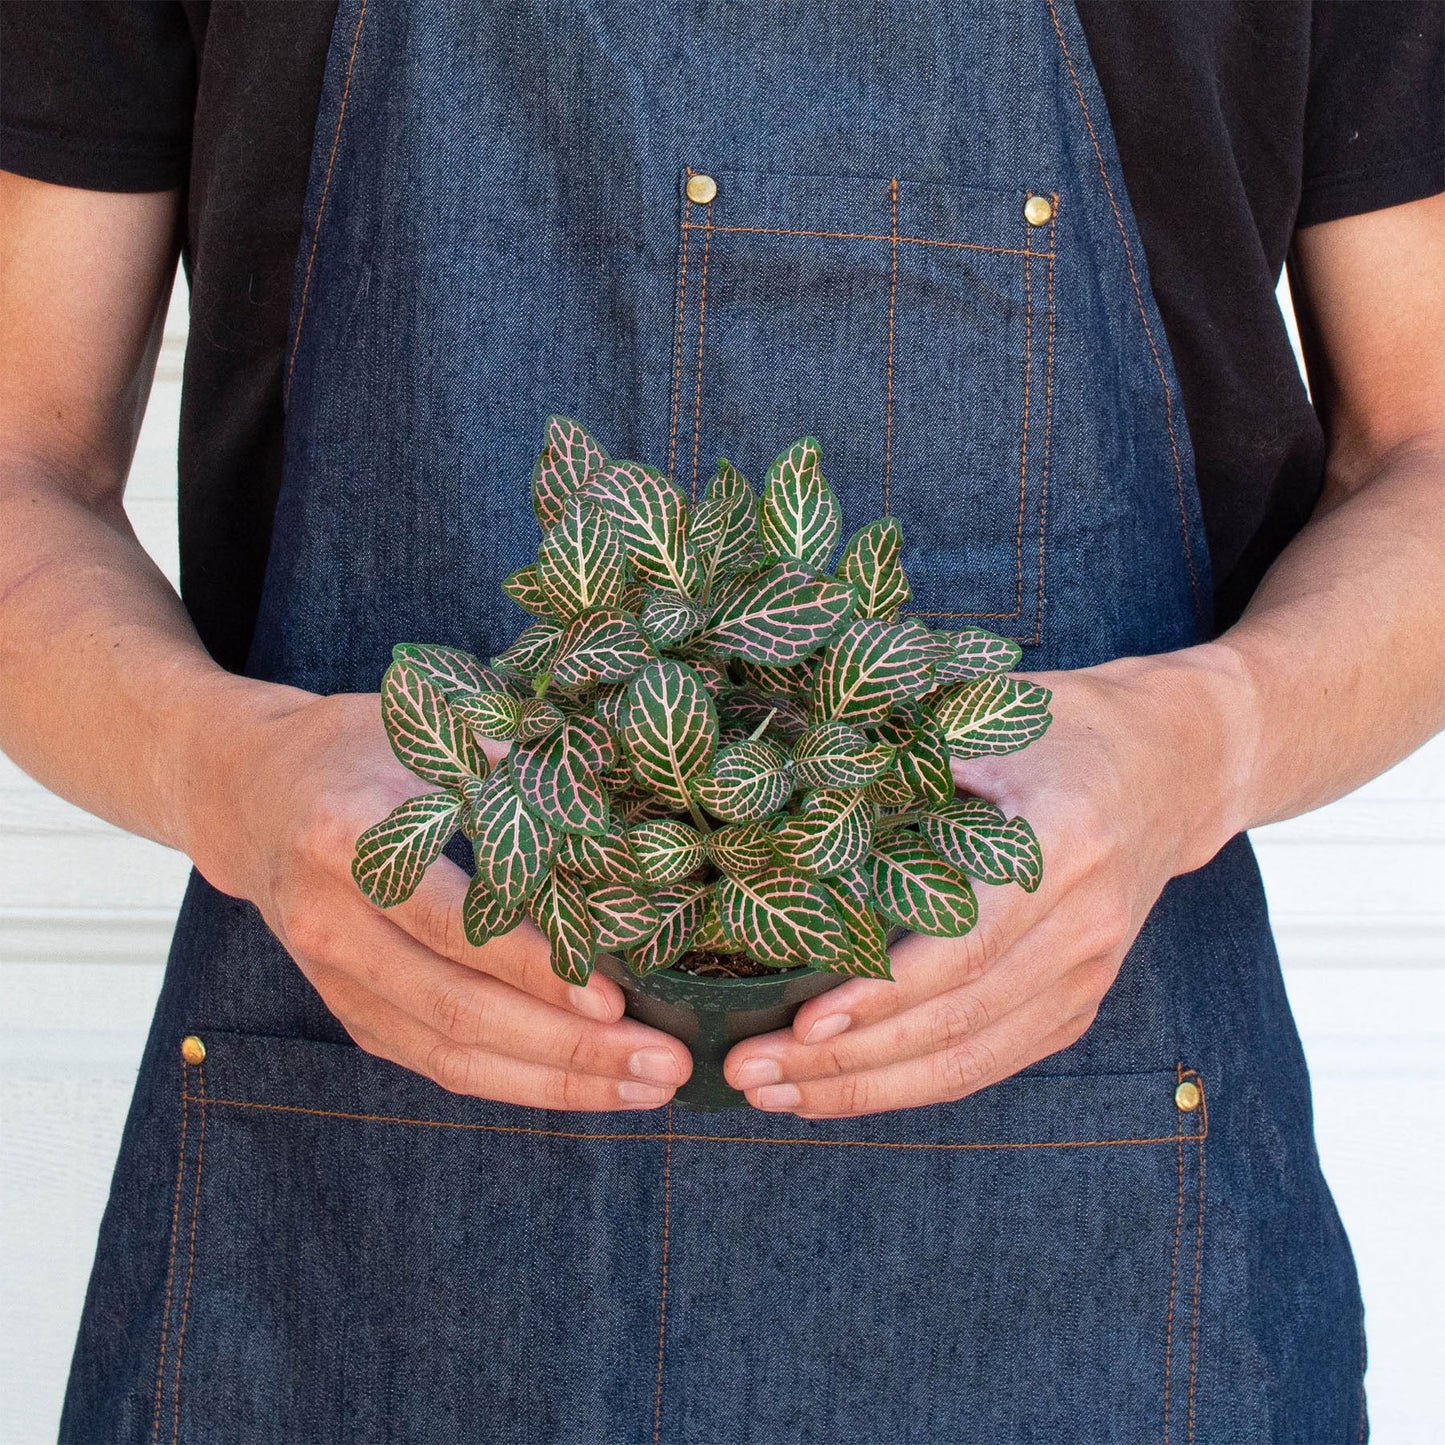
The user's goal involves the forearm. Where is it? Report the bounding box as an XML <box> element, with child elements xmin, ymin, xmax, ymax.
<box><xmin>0</xmin><ymin>457</ymin><xmax>306</xmax><ymax>853</ymax></box>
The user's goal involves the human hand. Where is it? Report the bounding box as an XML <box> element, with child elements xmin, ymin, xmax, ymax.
<box><xmin>722</xmin><ymin>650</ymin><xmax>1246</xmax><ymax>1116</ymax></box>
<box><xmin>180</xmin><ymin>685</ymin><xmax>693</xmax><ymax>1109</ymax></box>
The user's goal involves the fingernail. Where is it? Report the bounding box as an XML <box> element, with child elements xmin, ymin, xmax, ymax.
<box><xmin>753</xmin><ymin>1082</ymin><xmax>802</xmax><ymax>1111</ymax></box>
<box><xmin>568</xmin><ymin>984</ymin><xmax>614</xmax><ymax>1021</ymax></box>
<box><xmin>734</xmin><ymin>1057</ymin><xmax>782</xmax><ymax>1088</ymax></box>
<box><xmin>618</xmin><ymin>1080</ymin><xmax>673</xmax><ymax>1107</ymax></box>
<box><xmin>629</xmin><ymin>1048</ymin><xmax>682</xmax><ymax>1086</ymax></box>
<box><xmin>803</xmin><ymin>1013</ymin><xmax>852</xmax><ymax>1046</ymax></box>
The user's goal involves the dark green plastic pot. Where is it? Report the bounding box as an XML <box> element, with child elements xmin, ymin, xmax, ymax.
<box><xmin>595</xmin><ymin>953</ymin><xmax>844</xmax><ymax>1111</ymax></box>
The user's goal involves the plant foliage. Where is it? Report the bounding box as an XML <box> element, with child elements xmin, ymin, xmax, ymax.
<box><xmin>354</xmin><ymin>420</ymin><xmax>1051</xmax><ymax>982</ymax></box>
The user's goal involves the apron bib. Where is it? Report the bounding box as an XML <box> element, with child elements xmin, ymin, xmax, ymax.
<box><xmin>64</xmin><ymin>3</ymin><xmax>1367</xmax><ymax>1440</ymax></box>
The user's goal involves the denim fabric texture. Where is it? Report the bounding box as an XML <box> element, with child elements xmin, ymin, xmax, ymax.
<box><xmin>62</xmin><ymin>1</ymin><xmax>1367</xmax><ymax>1441</ymax></box>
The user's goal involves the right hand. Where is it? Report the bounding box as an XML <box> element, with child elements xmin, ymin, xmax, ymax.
<box><xmin>178</xmin><ymin>683</ymin><xmax>692</xmax><ymax>1110</ymax></box>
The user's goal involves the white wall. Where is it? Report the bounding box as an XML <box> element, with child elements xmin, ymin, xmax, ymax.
<box><xmin>2</xmin><ymin>284</ymin><xmax>1442</xmax><ymax>1442</ymax></box>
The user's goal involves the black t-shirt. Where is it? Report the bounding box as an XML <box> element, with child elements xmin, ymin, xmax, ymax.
<box><xmin>3</xmin><ymin>1</ymin><xmax>1442</xmax><ymax>672</ymax></box>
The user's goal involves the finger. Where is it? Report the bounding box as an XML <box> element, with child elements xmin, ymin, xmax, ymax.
<box><xmin>383</xmin><ymin>855</ymin><xmax>625</xmax><ymax>1022</ymax></box>
<box><xmin>728</xmin><ymin>938</ymin><xmax>1104</xmax><ymax>1090</ymax></box>
<box><xmin>332</xmin><ymin>981</ymin><xmax>680</xmax><ymax>1110</ymax></box>
<box><xmin>743</xmin><ymin>989</ymin><xmax>1093</xmax><ymax>1118</ymax></box>
<box><xmin>787</xmin><ymin>887</ymin><xmax>1060</xmax><ymax>1045</ymax></box>
<box><xmin>308</xmin><ymin>911</ymin><xmax>692</xmax><ymax>1086</ymax></box>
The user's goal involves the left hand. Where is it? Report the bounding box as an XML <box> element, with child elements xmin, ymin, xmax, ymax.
<box><xmin>723</xmin><ymin>650</ymin><xmax>1247</xmax><ymax>1117</ymax></box>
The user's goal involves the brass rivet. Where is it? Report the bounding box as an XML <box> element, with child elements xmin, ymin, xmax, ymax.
<box><xmin>1023</xmin><ymin>194</ymin><xmax>1054</xmax><ymax>227</ymax></box>
<box><xmin>181</xmin><ymin>1035</ymin><xmax>207</xmax><ymax>1066</ymax></box>
<box><xmin>1174</xmin><ymin>1079</ymin><xmax>1201</xmax><ymax>1112</ymax></box>
<box><xmin>686</xmin><ymin>173</ymin><xmax>718</xmax><ymax>205</ymax></box>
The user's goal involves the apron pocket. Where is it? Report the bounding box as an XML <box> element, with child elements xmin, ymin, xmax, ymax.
<box><xmin>159</xmin><ymin>1031</ymin><xmax>1206</xmax><ymax>1443</ymax></box>
<box><xmin>668</xmin><ymin>168</ymin><xmax>1057</xmax><ymax>644</ymax></box>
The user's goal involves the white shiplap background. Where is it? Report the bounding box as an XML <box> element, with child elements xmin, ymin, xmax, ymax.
<box><xmin>2</xmin><ymin>282</ymin><xmax>1442</xmax><ymax>1443</ymax></box>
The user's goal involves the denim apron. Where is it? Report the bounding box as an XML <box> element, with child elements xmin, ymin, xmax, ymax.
<box><xmin>63</xmin><ymin>2</ymin><xmax>1368</xmax><ymax>1441</ymax></box>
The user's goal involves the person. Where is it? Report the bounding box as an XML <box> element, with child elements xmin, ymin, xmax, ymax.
<box><xmin>2</xmin><ymin>1</ymin><xmax>1441</xmax><ymax>1440</ymax></box>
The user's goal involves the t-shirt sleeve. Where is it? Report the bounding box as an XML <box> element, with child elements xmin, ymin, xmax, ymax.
<box><xmin>1297</xmin><ymin>0</ymin><xmax>1444</xmax><ymax>227</ymax></box>
<box><xmin>0</xmin><ymin>1</ymin><xmax>198</xmax><ymax>192</ymax></box>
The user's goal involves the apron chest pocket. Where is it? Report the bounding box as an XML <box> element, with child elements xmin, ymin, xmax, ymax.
<box><xmin>667</xmin><ymin>168</ymin><xmax>1057</xmax><ymax>643</ymax></box>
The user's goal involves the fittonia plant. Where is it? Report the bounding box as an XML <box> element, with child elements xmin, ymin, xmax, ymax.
<box><xmin>353</xmin><ymin>418</ymin><xmax>1052</xmax><ymax>983</ymax></box>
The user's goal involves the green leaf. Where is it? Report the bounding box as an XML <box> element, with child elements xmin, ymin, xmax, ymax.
<box><xmin>536</xmin><ymin>495</ymin><xmax>628</xmax><ymax>621</ymax></box>
<box><xmin>381</xmin><ymin>659</ymin><xmax>487</xmax><ymax>786</ymax></box>
<box><xmin>792</xmin><ymin>721</ymin><xmax>894</xmax><ymax>789</ymax></box>
<box><xmin>836</xmin><ymin>518</ymin><xmax>910</xmax><ymax>620</ymax></box>
<box><xmin>866</xmin><ymin>834</ymin><xmax>978</xmax><ymax>937</ymax></box>
<box><xmin>692</xmin><ymin>459</ymin><xmax>760</xmax><ymax>594</ymax></box>
<box><xmin>462</xmin><ymin>873</ymin><xmax>528</xmax><ymax>947</ymax></box>
<box><xmin>515</xmin><ymin>698</ymin><xmax>566</xmax><ymax>741</ymax></box>
<box><xmin>550</xmin><ymin>608</ymin><xmax>654</xmax><ymax>689</ymax></box>
<box><xmin>627</xmin><ymin>818</ymin><xmax>706</xmax><ymax>886</ymax></box>
<box><xmin>758</xmin><ymin>437</ymin><xmax>841</xmax><ymax>570</ymax></box>
<box><xmin>691</xmin><ymin>738</ymin><xmax>793</xmax><ymax>823</ymax></box>
<box><xmin>931</xmin><ymin>627</ymin><xmax>1024</xmax><ymax>684</ymax></box>
<box><xmin>868</xmin><ymin>707</ymin><xmax>922</xmax><ymax>750</ymax></box>
<box><xmin>587</xmin><ymin>883</ymin><xmax>661</xmax><ymax>950</ymax></box>
<box><xmin>390</xmin><ymin>644</ymin><xmax>509</xmax><ymax>697</ymax></box>
<box><xmin>621</xmin><ymin>660</ymin><xmax>719</xmax><ymax>811</ymax></box>
<box><xmin>530</xmin><ymin>866</ymin><xmax>596</xmax><ymax>983</ymax></box>
<box><xmin>352</xmin><ymin>792</ymin><xmax>462</xmax><ymax>908</ymax></box>
<box><xmin>897</xmin><ymin>722</ymin><xmax>955</xmax><ymax>807</ymax></box>
<box><xmin>533</xmin><ymin>415</ymin><xmax>609</xmax><ymax>529</ymax></box>
<box><xmin>502</xmin><ymin>566</ymin><xmax>556</xmax><ymax>620</ymax></box>
<box><xmin>468</xmin><ymin>769</ymin><xmax>558</xmax><ymax>908</ymax></box>
<box><xmin>639</xmin><ymin>591</ymin><xmax>707</xmax><ymax>647</ymax></box>
<box><xmin>694</xmin><ymin>559</ymin><xmax>855</xmax><ymax>665</ymax></box>
<box><xmin>494</xmin><ymin>622</ymin><xmax>563</xmax><ymax>679</ymax></box>
<box><xmin>563</xmin><ymin>714</ymin><xmax>617</xmax><ymax>772</ymax></box>
<box><xmin>920</xmin><ymin>797</ymin><xmax>1043</xmax><ymax>892</ymax></box>
<box><xmin>864</xmin><ymin>766</ymin><xmax>916</xmax><ymax>808</ymax></box>
<box><xmin>559</xmin><ymin>820</ymin><xmax>647</xmax><ymax>887</ymax></box>
<box><xmin>512</xmin><ymin>721</ymin><xmax>610</xmax><ymax>836</ymax></box>
<box><xmin>590</xmin><ymin>460</ymin><xmax>701</xmax><ymax>597</ymax></box>
<box><xmin>773</xmin><ymin>788</ymin><xmax>873</xmax><ymax>878</ymax></box>
<box><xmin>811</xmin><ymin>617</ymin><xmax>939</xmax><ymax>725</ymax></box>
<box><xmin>629</xmin><ymin>881</ymin><xmax>710</xmax><ymax>974</ymax></box>
<box><xmin>932</xmin><ymin>676</ymin><xmax>1053</xmax><ymax>757</ymax></box>
<box><xmin>707</xmin><ymin>820</ymin><xmax>777</xmax><ymax>876</ymax></box>
<box><xmin>452</xmin><ymin>690</ymin><xmax>523</xmax><ymax>741</ymax></box>
<box><xmin>715</xmin><ymin>867</ymin><xmax>855</xmax><ymax>971</ymax></box>
<box><xmin>823</xmin><ymin>879</ymin><xmax>894</xmax><ymax>979</ymax></box>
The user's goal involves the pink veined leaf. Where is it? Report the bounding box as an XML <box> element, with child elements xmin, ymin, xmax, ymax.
<box><xmin>514</xmin><ymin>698</ymin><xmax>566</xmax><ymax>741</ymax></box>
<box><xmin>835</xmin><ymin>518</ymin><xmax>910</xmax><ymax>621</ymax></box>
<box><xmin>627</xmin><ymin>818</ymin><xmax>707</xmax><ymax>886</ymax></box>
<box><xmin>792</xmin><ymin>720</ymin><xmax>894</xmax><ymax>789</ymax></box>
<box><xmin>532</xmin><ymin>416</ymin><xmax>609</xmax><ymax>529</ymax></box>
<box><xmin>467</xmin><ymin>768</ymin><xmax>558</xmax><ymax>909</ymax></box>
<box><xmin>717</xmin><ymin>687</ymin><xmax>810</xmax><ymax>741</ymax></box>
<box><xmin>692</xmin><ymin>458</ymin><xmax>761</xmax><ymax>596</ymax></box>
<box><xmin>822</xmin><ymin>879</ymin><xmax>894</xmax><ymax>979</ymax></box>
<box><xmin>559</xmin><ymin>820</ymin><xmax>648</xmax><ymax>887</ymax></box>
<box><xmin>864</xmin><ymin>766</ymin><xmax>916</xmax><ymax>808</ymax></box>
<box><xmin>811</xmin><ymin>617</ymin><xmax>939</xmax><ymax>725</ymax></box>
<box><xmin>536</xmin><ymin>495</ymin><xmax>629</xmax><ymax>621</ymax></box>
<box><xmin>628</xmin><ymin>881</ymin><xmax>711</xmax><ymax>974</ymax></box>
<box><xmin>501</xmin><ymin>566</ymin><xmax>556</xmax><ymax>620</ymax></box>
<box><xmin>530</xmin><ymin>866</ymin><xmax>596</xmax><ymax>984</ymax></box>
<box><xmin>686</xmin><ymin>657</ymin><xmax>731</xmax><ymax>697</ymax></box>
<box><xmin>897</xmin><ymin>722</ymin><xmax>955</xmax><ymax>807</ymax></box>
<box><xmin>550</xmin><ymin>608</ymin><xmax>655</xmax><ymax>689</ymax></box>
<box><xmin>932</xmin><ymin>675</ymin><xmax>1053</xmax><ymax>757</ymax></box>
<box><xmin>390</xmin><ymin>643</ymin><xmax>511</xmax><ymax>697</ymax></box>
<box><xmin>930</xmin><ymin>626</ymin><xmax>1024</xmax><ymax>684</ymax></box>
<box><xmin>691</xmin><ymin>738</ymin><xmax>793</xmax><ymax>824</ymax></box>
<box><xmin>588</xmin><ymin>460</ymin><xmax>702</xmax><ymax>597</ymax></box>
<box><xmin>865</xmin><ymin>833</ymin><xmax>978</xmax><ymax>937</ymax></box>
<box><xmin>706</xmin><ymin>820</ymin><xmax>778</xmax><ymax>877</ymax></box>
<box><xmin>462</xmin><ymin>872</ymin><xmax>529</xmax><ymax>947</ymax></box>
<box><xmin>919</xmin><ymin>796</ymin><xmax>1044</xmax><ymax>892</ymax></box>
<box><xmin>693</xmin><ymin>889</ymin><xmax>746</xmax><ymax>953</ymax></box>
<box><xmin>587</xmin><ymin>883</ymin><xmax>661</xmax><ymax>950</ymax></box>
<box><xmin>732</xmin><ymin>658</ymin><xmax>810</xmax><ymax>694</ymax></box>
<box><xmin>381</xmin><ymin>659</ymin><xmax>488</xmax><ymax>786</ymax></box>
<box><xmin>758</xmin><ymin>437</ymin><xmax>842</xmax><ymax>571</ymax></box>
<box><xmin>511</xmin><ymin>721</ymin><xmax>610</xmax><ymax>836</ymax></box>
<box><xmin>494</xmin><ymin>622</ymin><xmax>563</xmax><ymax>679</ymax></box>
<box><xmin>563</xmin><ymin>713</ymin><xmax>618</xmax><ymax>772</ymax></box>
<box><xmin>773</xmin><ymin>788</ymin><xmax>874</xmax><ymax>878</ymax></box>
<box><xmin>620</xmin><ymin>660</ymin><xmax>719</xmax><ymax>812</ymax></box>
<box><xmin>639</xmin><ymin>590</ymin><xmax>708</xmax><ymax>647</ymax></box>
<box><xmin>694</xmin><ymin>560</ymin><xmax>855</xmax><ymax>666</ymax></box>
<box><xmin>351</xmin><ymin>792</ymin><xmax>463</xmax><ymax>908</ymax></box>
<box><xmin>451</xmin><ymin>690</ymin><xmax>524</xmax><ymax>741</ymax></box>
<box><xmin>715</xmin><ymin>866</ymin><xmax>856</xmax><ymax>972</ymax></box>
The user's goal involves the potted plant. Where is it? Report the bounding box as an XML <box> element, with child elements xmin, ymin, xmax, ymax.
<box><xmin>352</xmin><ymin>419</ymin><xmax>1051</xmax><ymax>1108</ymax></box>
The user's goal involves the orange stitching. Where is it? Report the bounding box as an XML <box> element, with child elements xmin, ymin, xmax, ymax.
<box><xmin>284</xmin><ymin>0</ymin><xmax>369</xmax><ymax>399</ymax></box>
<box><xmin>1163</xmin><ymin>1062</ymin><xmax>1185</xmax><ymax>1444</ymax></box>
<box><xmin>681</xmin><ymin>221</ymin><xmax>1051</xmax><ymax>261</ymax></box>
<box><xmin>184</xmin><ymin>1094</ymin><xmax>1205</xmax><ymax>1151</ymax></box>
<box><xmin>1045</xmin><ymin>0</ymin><xmax>1204</xmax><ymax>616</ymax></box>
<box><xmin>171</xmin><ymin>1059</ymin><xmax>207</xmax><ymax>1444</ymax></box>
<box><xmin>1033</xmin><ymin>201</ymin><xmax>1058</xmax><ymax>645</ymax></box>
<box><xmin>1186</xmin><ymin>1071</ymin><xmax>1206</xmax><ymax>1443</ymax></box>
<box><xmin>688</xmin><ymin>202</ymin><xmax>714</xmax><ymax>501</ymax></box>
<box><xmin>883</xmin><ymin>179</ymin><xmax>899</xmax><ymax>516</ymax></box>
<box><xmin>668</xmin><ymin>175</ymin><xmax>693</xmax><ymax>481</ymax></box>
<box><xmin>1009</xmin><ymin>210</ymin><xmax>1033</xmax><ymax>619</ymax></box>
<box><xmin>150</xmin><ymin>1060</ymin><xmax>189</xmax><ymax>1445</ymax></box>
<box><xmin>652</xmin><ymin>1103</ymin><xmax>674</xmax><ymax>1444</ymax></box>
